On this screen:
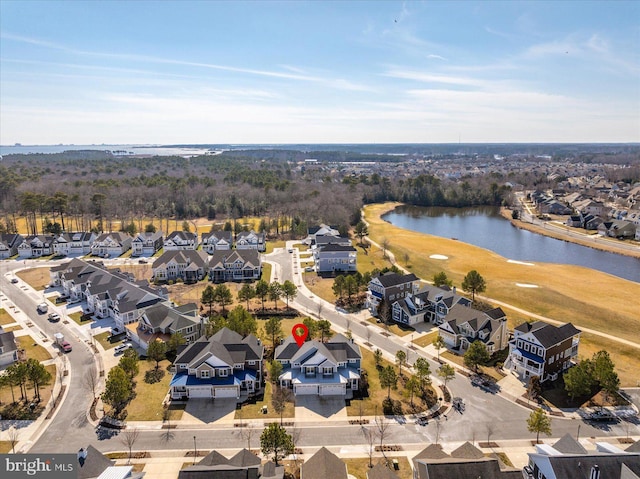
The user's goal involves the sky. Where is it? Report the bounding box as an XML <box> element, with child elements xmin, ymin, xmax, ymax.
<box><xmin>1</xmin><ymin>1</ymin><xmax>639</xmax><ymax>145</ymax></box>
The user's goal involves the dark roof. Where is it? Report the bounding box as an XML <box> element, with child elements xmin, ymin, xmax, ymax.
<box><xmin>0</xmin><ymin>331</ymin><xmax>17</xmax><ymax>354</ymax></box>
<box><xmin>515</xmin><ymin>321</ymin><xmax>581</xmax><ymax>348</ymax></box>
<box><xmin>415</xmin><ymin>458</ymin><xmax>521</xmax><ymax>479</ymax></box>
<box><xmin>553</xmin><ymin>433</ymin><xmax>588</xmax><ymax>454</ymax></box>
<box><xmin>301</xmin><ymin>447</ymin><xmax>348</xmax><ymax>479</ymax></box>
<box><xmin>375</xmin><ymin>272</ymin><xmax>418</xmax><ymax>288</ymax></box>
<box><xmin>77</xmin><ymin>445</ymin><xmax>115</xmax><ymax>479</ymax></box>
<box><xmin>627</xmin><ymin>440</ymin><xmax>640</xmax><ymax>453</ymax></box>
<box><xmin>450</xmin><ymin>442</ymin><xmax>485</xmax><ymax>459</ymax></box>
<box><xmin>485</xmin><ymin>307</ymin><xmax>506</xmax><ymax>320</ymax></box>
<box><xmin>197</xmin><ymin>449</ymin><xmax>228</xmax><ymax>467</ymax></box>
<box><xmin>318</xmin><ymin>244</ymin><xmax>356</xmax><ymax>252</ymax></box>
<box><xmin>367</xmin><ymin>462</ymin><xmax>400</xmax><ymax>479</ymax></box>
<box><xmin>228</xmin><ymin>449</ymin><xmax>260</xmax><ymax>467</ymax></box>
<box><xmin>413</xmin><ymin>444</ymin><xmax>448</xmax><ymax>461</ymax></box>
<box><xmin>544</xmin><ymin>454</ymin><xmax>640</xmax><ymax>479</ymax></box>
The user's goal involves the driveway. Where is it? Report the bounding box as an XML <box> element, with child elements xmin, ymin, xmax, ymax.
<box><xmin>294</xmin><ymin>396</ymin><xmax>348</xmax><ymax>421</ymax></box>
<box><xmin>182</xmin><ymin>399</ymin><xmax>238</xmax><ymax>425</ymax></box>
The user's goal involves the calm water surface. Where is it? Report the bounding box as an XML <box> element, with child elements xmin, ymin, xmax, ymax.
<box><xmin>382</xmin><ymin>205</ymin><xmax>640</xmax><ymax>283</ymax></box>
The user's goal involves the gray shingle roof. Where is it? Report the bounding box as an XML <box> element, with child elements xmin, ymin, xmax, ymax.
<box><xmin>301</xmin><ymin>447</ymin><xmax>348</xmax><ymax>479</ymax></box>
<box><xmin>515</xmin><ymin>321</ymin><xmax>581</xmax><ymax>348</ymax></box>
<box><xmin>553</xmin><ymin>433</ymin><xmax>588</xmax><ymax>454</ymax></box>
<box><xmin>375</xmin><ymin>272</ymin><xmax>418</xmax><ymax>288</ymax></box>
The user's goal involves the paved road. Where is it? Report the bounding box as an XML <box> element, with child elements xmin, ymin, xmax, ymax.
<box><xmin>1</xmin><ymin>260</ymin><xmax>99</xmax><ymax>453</ymax></box>
<box><xmin>2</xmin><ymin>255</ymin><xmax>638</xmax><ymax>456</ymax></box>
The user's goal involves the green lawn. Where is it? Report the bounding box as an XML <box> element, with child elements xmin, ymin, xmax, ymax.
<box><xmin>0</xmin><ymin>308</ymin><xmax>15</xmax><ymax>325</ymax></box>
<box><xmin>346</xmin><ymin>348</ymin><xmax>434</xmax><ymax>417</ymax></box>
<box><xmin>265</xmin><ymin>240</ymin><xmax>286</xmax><ymax>254</ymax></box>
<box><xmin>124</xmin><ymin>360</ymin><xmax>184</xmax><ymax>421</ymax></box>
<box><xmin>262</xmin><ymin>262</ymin><xmax>272</xmax><ymax>282</ymax></box>
<box><xmin>235</xmin><ymin>381</ymin><xmax>295</xmax><ymax>420</ymax></box>
<box><xmin>94</xmin><ymin>331</ymin><xmax>124</xmax><ymax>350</ymax></box>
<box><xmin>16</xmin><ymin>335</ymin><xmax>52</xmax><ymax>362</ymax></box>
<box><xmin>412</xmin><ymin>330</ymin><xmax>438</xmax><ymax>348</ymax></box>
<box><xmin>343</xmin><ymin>457</ymin><xmax>412</xmax><ymax>479</ymax></box>
<box><xmin>68</xmin><ymin>311</ymin><xmax>89</xmax><ymax>325</ymax></box>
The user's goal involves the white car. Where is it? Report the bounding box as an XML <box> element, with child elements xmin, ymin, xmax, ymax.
<box><xmin>114</xmin><ymin>342</ymin><xmax>132</xmax><ymax>354</ymax></box>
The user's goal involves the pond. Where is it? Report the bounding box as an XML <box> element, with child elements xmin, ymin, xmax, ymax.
<box><xmin>382</xmin><ymin>205</ymin><xmax>640</xmax><ymax>283</ymax></box>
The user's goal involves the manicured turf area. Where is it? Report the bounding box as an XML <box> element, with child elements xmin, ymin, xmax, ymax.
<box><xmin>0</xmin><ymin>308</ymin><xmax>15</xmax><ymax>325</ymax></box>
<box><xmin>235</xmin><ymin>381</ymin><xmax>295</xmax><ymax>420</ymax></box>
<box><xmin>94</xmin><ymin>331</ymin><xmax>124</xmax><ymax>350</ymax></box>
<box><xmin>124</xmin><ymin>360</ymin><xmax>185</xmax><ymax>421</ymax></box>
<box><xmin>68</xmin><ymin>311</ymin><xmax>88</xmax><ymax>325</ymax></box>
<box><xmin>16</xmin><ymin>335</ymin><xmax>52</xmax><ymax>362</ymax></box>
<box><xmin>364</xmin><ymin>203</ymin><xmax>640</xmax><ymax>386</ymax></box>
<box><xmin>346</xmin><ymin>347</ymin><xmax>433</xmax><ymax>417</ymax></box>
<box><xmin>16</xmin><ymin>267</ymin><xmax>51</xmax><ymax>290</ymax></box>
<box><xmin>412</xmin><ymin>330</ymin><xmax>439</xmax><ymax>348</ymax></box>
<box><xmin>343</xmin><ymin>456</ymin><xmax>413</xmax><ymax>479</ymax></box>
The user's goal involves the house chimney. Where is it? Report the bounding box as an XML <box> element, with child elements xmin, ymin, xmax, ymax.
<box><xmin>590</xmin><ymin>465</ymin><xmax>600</xmax><ymax>479</ymax></box>
<box><xmin>452</xmin><ymin>286</ymin><xmax>457</xmax><ymax>295</ymax></box>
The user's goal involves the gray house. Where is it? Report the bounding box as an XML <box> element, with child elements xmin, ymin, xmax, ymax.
<box><xmin>0</xmin><ymin>233</ymin><xmax>24</xmax><ymax>259</ymax></box>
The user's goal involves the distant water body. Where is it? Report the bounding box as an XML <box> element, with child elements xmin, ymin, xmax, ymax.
<box><xmin>0</xmin><ymin>144</ymin><xmax>214</xmax><ymax>157</ymax></box>
<box><xmin>383</xmin><ymin>205</ymin><xmax>640</xmax><ymax>283</ymax></box>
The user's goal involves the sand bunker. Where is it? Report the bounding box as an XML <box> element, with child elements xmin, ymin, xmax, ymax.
<box><xmin>516</xmin><ymin>283</ymin><xmax>539</xmax><ymax>288</ymax></box>
<box><xmin>507</xmin><ymin>259</ymin><xmax>535</xmax><ymax>266</ymax></box>
<box><xmin>429</xmin><ymin>254</ymin><xmax>449</xmax><ymax>260</ymax></box>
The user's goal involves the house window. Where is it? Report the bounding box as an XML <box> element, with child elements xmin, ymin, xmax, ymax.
<box><xmin>201</xmin><ymin>370</ymin><xmax>210</xmax><ymax>378</ymax></box>
<box><xmin>179</xmin><ymin>364</ymin><xmax>186</xmax><ymax>369</ymax></box>
<box><xmin>305</xmin><ymin>367</ymin><xmax>315</xmax><ymax>375</ymax></box>
<box><xmin>323</xmin><ymin>367</ymin><xmax>333</xmax><ymax>375</ymax></box>
<box><xmin>218</xmin><ymin>369</ymin><xmax>228</xmax><ymax>377</ymax></box>
<box><xmin>548</xmin><ymin>357</ymin><xmax>553</xmax><ymax>364</ymax></box>
<box><xmin>248</xmin><ymin>361</ymin><xmax>256</xmax><ymax>365</ymax></box>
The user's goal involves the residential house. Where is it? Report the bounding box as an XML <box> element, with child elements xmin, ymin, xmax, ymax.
<box><xmin>315</xmin><ymin>244</ymin><xmax>357</xmax><ymax>274</ymax></box>
<box><xmin>164</xmin><ymin>231</ymin><xmax>199</xmax><ymax>251</ymax></box>
<box><xmin>597</xmin><ymin>219</ymin><xmax>636</xmax><ymax>239</ymax></box>
<box><xmin>131</xmin><ymin>231</ymin><xmax>164</xmax><ymax>256</ymax></box>
<box><xmin>582</xmin><ymin>213</ymin><xmax>604</xmax><ymax>230</ymax></box>
<box><xmin>209</xmin><ymin>249</ymin><xmax>262</xmax><ymax>282</ymax></box>
<box><xmin>171</xmin><ymin>328</ymin><xmax>264</xmax><ymax>400</ymax></box>
<box><xmin>306</xmin><ymin>224</ymin><xmax>340</xmax><ymax>245</ymax></box>
<box><xmin>523</xmin><ymin>436</ymin><xmax>640</xmax><ymax>479</ymax></box>
<box><xmin>127</xmin><ymin>302</ymin><xmax>202</xmax><ymax>353</ymax></box>
<box><xmin>574</xmin><ymin>199</ymin><xmax>609</xmax><ymax>217</ymax></box>
<box><xmin>52</xmin><ymin>232</ymin><xmax>97</xmax><ymax>256</ymax></box>
<box><xmin>17</xmin><ymin>234</ymin><xmax>55</xmax><ymax>258</ymax></box>
<box><xmin>50</xmin><ymin>259</ymin><xmax>168</xmax><ymax>332</ymax></box>
<box><xmin>565</xmin><ymin>215</ymin><xmax>582</xmax><ymax>228</ymax></box>
<box><xmin>366</xmin><ymin>272</ymin><xmax>419</xmax><ymax>317</ymax></box>
<box><xmin>301</xmin><ymin>447</ymin><xmax>349</xmax><ymax>479</ymax></box>
<box><xmin>236</xmin><ymin>230</ymin><xmax>266</xmax><ymax>252</ymax></box>
<box><xmin>390</xmin><ymin>284</ymin><xmax>471</xmax><ymax>326</ymax></box>
<box><xmin>506</xmin><ymin>321</ymin><xmax>581</xmax><ymax>383</ymax></box>
<box><xmin>538</xmin><ymin>199</ymin><xmax>572</xmax><ymax>215</ymax></box>
<box><xmin>201</xmin><ymin>230</ymin><xmax>233</xmax><ymax>253</ymax></box>
<box><xmin>152</xmin><ymin>250</ymin><xmax>209</xmax><ymax>283</ymax></box>
<box><xmin>77</xmin><ymin>445</ymin><xmax>146</xmax><ymax>479</ymax></box>
<box><xmin>0</xmin><ymin>328</ymin><xmax>18</xmax><ymax>367</ymax></box>
<box><xmin>275</xmin><ymin>333</ymin><xmax>361</xmax><ymax>397</ymax></box>
<box><xmin>438</xmin><ymin>304</ymin><xmax>509</xmax><ymax>354</ymax></box>
<box><xmin>0</xmin><ymin>233</ymin><xmax>24</xmax><ymax>259</ymax></box>
<box><xmin>178</xmin><ymin>449</ymin><xmax>281</xmax><ymax>479</ymax></box>
<box><xmin>412</xmin><ymin>442</ymin><xmax>520</xmax><ymax>479</ymax></box>
<box><xmin>367</xmin><ymin>463</ymin><xmax>400</xmax><ymax>479</ymax></box>
<box><xmin>90</xmin><ymin>232</ymin><xmax>132</xmax><ymax>258</ymax></box>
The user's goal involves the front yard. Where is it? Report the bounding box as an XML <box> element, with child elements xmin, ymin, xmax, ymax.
<box><xmin>0</xmin><ymin>308</ymin><xmax>15</xmax><ymax>325</ymax></box>
<box><xmin>122</xmin><ymin>360</ymin><xmax>185</xmax><ymax>421</ymax></box>
<box><xmin>16</xmin><ymin>267</ymin><xmax>50</xmax><ymax>290</ymax></box>
<box><xmin>16</xmin><ymin>335</ymin><xmax>52</xmax><ymax>362</ymax></box>
<box><xmin>0</xmin><ymin>364</ymin><xmax>56</xmax><ymax>420</ymax></box>
<box><xmin>235</xmin><ymin>381</ymin><xmax>295</xmax><ymax>421</ymax></box>
<box><xmin>344</xmin><ymin>457</ymin><xmax>412</xmax><ymax>479</ymax></box>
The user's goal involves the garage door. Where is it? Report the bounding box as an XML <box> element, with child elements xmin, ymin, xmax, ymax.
<box><xmin>320</xmin><ymin>384</ymin><xmax>345</xmax><ymax>396</ymax></box>
<box><xmin>214</xmin><ymin>387</ymin><xmax>238</xmax><ymax>398</ymax></box>
<box><xmin>188</xmin><ymin>386</ymin><xmax>212</xmax><ymax>398</ymax></box>
<box><xmin>294</xmin><ymin>384</ymin><xmax>318</xmax><ymax>395</ymax></box>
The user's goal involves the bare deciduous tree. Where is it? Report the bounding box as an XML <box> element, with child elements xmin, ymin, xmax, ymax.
<box><xmin>120</xmin><ymin>427</ymin><xmax>140</xmax><ymax>464</ymax></box>
<box><xmin>374</xmin><ymin>412</ymin><xmax>391</xmax><ymax>459</ymax></box>
<box><xmin>84</xmin><ymin>366</ymin><xmax>100</xmax><ymax>400</ymax></box>
<box><xmin>361</xmin><ymin>426</ymin><xmax>377</xmax><ymax>469</ymax></box>
<box><xmin>7</xmin><ymin>426</ymin><xmax>20</xmax><ymax>454</ymax></box>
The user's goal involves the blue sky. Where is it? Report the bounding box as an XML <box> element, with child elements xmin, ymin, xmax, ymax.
<box><xmin>1</xmin><ymin>1</ymin><xmax>639</xmax><ymax>144</ymax></box>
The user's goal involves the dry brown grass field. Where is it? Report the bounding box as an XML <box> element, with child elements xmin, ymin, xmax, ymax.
<box><xmin>364</xmin><ymin>203</ymin><xmax>640</xmax><ymax>386</ymax></box>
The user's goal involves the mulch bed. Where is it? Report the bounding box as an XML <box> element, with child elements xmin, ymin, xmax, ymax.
<box><xmin>375</xmin><ymin>445</ymin><xmax>402</xmax><ymax>452</ymax></box>
<box><xmin>46</xmin><ymin>385</ymin><xmax>66</xmax><ymax>420</ymax></box>
<box><xmin>185</xmin><ymin>450</ymin><xmax>209</xmax><ymax>457</ymax></box>
<box><xmin>349</xmin><ymin>419</ymin><xmax>370</xmax><ymax>425</ymax></box>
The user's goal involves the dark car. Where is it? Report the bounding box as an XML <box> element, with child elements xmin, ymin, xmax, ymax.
<box><xmin>11</xmin><ymin>278</ymin><xmax>19</xmax><ymax>284</ymax></box>
<box><xmin>588</xmin><ymin>409</ymin><xmax>618</xmax><ymax>422</ymax></box>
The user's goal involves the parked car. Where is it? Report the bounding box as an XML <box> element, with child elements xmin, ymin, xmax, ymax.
<box><xmin>138</xmin><ymin>258</ymin><xmax>148</xmax><ymax>264</ymax></box>
<box><xmin>36</xmin><ymin>303</ymin><xmax>48</xmax><ymax>314</ymax></box>
<box><xmin>11</xmin><ymin>278</ymin><xmax>19</xmax><ymax>284</ymax></box>
<box><xmin>48</xmin><ymin>312</ymin><xmax>61</xmax><ymax>322</ymax></box>
<box><xmin>114</xmin><ymin>342</ymin><xmax>132</xmax><ymax>354</ymax></box>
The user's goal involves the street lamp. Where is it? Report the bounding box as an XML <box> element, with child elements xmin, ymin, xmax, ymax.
<box><xmin>193</xmin><ymin>436</ymin><xmax>197</xmax><ymax>465</ymax></box>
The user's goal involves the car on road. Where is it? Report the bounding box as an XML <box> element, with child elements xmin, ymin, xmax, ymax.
<box><xmin>11</xmin><ymin>278</ymin><xmax>19</xmax><ymax>284</ymax></box>
<box><xmin>114</xmin><ymin>342</ymin><xmax>132</xmax><ymax>354</ymax></box>
<box><xmin>61</xmin><ymin>341</ymin><xmax>72</xmax><ymax>352</ymax></box>
<box><xmin>36</xmin><ymin>302</ymin><xmax>48</xmax><ymax>314</ymax></box>
<box><xmin>48</xmin><ymin>312</ymin><xmax>61</xmax><ymax>322</ymax></box>
<box><xmin>138</xmin><ymin>258</ymin><xmax>148</xmax><ymax>264</ymax></box>
<box><xmin>587</xmin><ymin>409</ymin><xmax>618</xmax><ymax>422</ymax></box>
